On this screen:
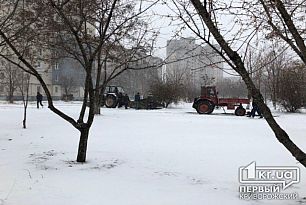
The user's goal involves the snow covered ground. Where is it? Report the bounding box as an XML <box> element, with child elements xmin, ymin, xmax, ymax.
<box><xmin>0</xmin><ymin>102</ymin><xmax>306</xmax><ymax>205</ymax></box>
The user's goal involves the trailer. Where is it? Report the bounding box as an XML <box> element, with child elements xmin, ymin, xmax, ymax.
<box><xmin>192</xmin><ymin>86</ymin><xmax>250</xmax><ymax>116</ymax></box>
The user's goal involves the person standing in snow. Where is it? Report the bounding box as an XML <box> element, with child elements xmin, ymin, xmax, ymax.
<box><xmin>134</xmin><ymin>92</ymin><xmax>141</xmax><ymax>109</ymax></box>
<box><xmin>249</xmin><ymin>101</ymin><xmax>263</xmax><ymax>118</ymax></box>
<box><xmin>117</xmin><ymin>92</ymin><xmax>123</xmax><ymax>108</ymax></box>
<box><xmin>123</xmin><ymin>94</ymin><xmax>130</xmax><ymax>109</ymax></box>
<box><xmin>36</xmin><ymin>92</ymin><xmax>43</xmax><ymax>109</ymax></box>
<box><xmin>114</xmin><ymin>87</ymin><xmax>119</xmax><ymax>95</ymax></box>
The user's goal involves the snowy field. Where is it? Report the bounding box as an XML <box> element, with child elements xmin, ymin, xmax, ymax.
<box><xmin>0</xmin><ymin>102</ymin><xmax>306</xmax><ymax>205</ymax></box>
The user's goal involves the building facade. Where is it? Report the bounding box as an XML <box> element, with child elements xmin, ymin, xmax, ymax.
<box><xmin>166</xmin><ymin>37</ymin><xmax>224</xmax><ymax>87</ymax></box>
<box><xmin>51</xmin><ymin>58</ymin><xmax>86</xmax><ymax>100</ymax></box>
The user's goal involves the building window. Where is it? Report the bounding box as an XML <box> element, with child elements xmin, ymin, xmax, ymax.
<box><xmin>0</xmin><ymin>85</ymin><xmax>4</xmax><ymax>92</ymax></box>
<box><xmin>55</xmin><ymin>74</ymin><xmax>59</xmax><ymax>82</ymax></box>
<box><xmin>37</xmin><ymin>86</ymin><xmax>41</xmax><ymax>93</ymax></box>
<box><xmin>55</xmin><ymin>86</ymin><xmax>58</xmax><ymax>93</ymax></box>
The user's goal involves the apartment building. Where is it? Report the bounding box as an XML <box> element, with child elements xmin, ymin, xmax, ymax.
<box><xmin>166</xmin><ymin>37</ymin><xmax>224</xmax><ymax>87</ymax></box>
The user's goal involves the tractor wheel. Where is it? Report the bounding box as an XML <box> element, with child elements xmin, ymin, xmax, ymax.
<box><xmin>105</xmin><ymin>95</ymin><xmax>117</xmax><ymax>108</ymax></box>
<box><xmin>196</xmin><ymin>101</ymin><xmax>214</xmax><ymax>114</ymax></box>
<box><xmin>235</xmin><ymin>107</ymin><xmax>246</xmax><ymax>116</ymax></box>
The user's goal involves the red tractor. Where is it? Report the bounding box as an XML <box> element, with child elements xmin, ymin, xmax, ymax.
<box><xmin>192</xmin><ymin>86</ymin><xmax>250</xmax><ymax>116</ymax></box>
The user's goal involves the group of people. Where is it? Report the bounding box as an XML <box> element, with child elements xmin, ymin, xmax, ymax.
<box><xmin>114</xmin><ymin>87</ymin><xmax>129</xmax><ymax>109</ymax></box>
<box><xmin>117</xmin><ymin>92</ymin><xmax>141</xmax><ymax>109</ymax></box>
<box><xmin>117</xmin><ymin>92</ymin><xmax>130</xmax><ymax>109</ymax></box>
<box><xmin>114</xmin><ymin>86</ymin><xmax>141</xmax><ymax>110</ymax></box>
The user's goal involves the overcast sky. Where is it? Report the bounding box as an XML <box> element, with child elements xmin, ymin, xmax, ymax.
<box><xmin>142</xmin><ymin>1</ymin><xmax>238</xmax><ymax>59</ymax></box>
<box><xmin>142</xmin><ymin>1</ymin><xmax>195</xmax><ymax>58</ymax></box>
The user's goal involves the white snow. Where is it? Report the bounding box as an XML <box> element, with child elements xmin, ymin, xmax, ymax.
<box><xmin>0</xmin><ymin>102</ymin><xmax>305</xmax><ymax>205</ymax></box>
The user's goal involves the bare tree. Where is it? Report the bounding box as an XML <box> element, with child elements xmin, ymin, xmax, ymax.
<box><xmin>0</xmin><ymin>61</ymin><xmax>19</xmax><ymax>103</ymax></box>
<box><xmin>244</xmin><ymin>44</ymin><xmax>286</xmax><ymax>107</ymax></box>
<box><xmin>149</xmin><ymin>77</ymin><xmax>183</xmax><ymax>108</ymax></box>
<box><xmin>59</xmin><ymin>76</ymin><xmax>77</xmax><ymax>101</ymax></box>
<box><xmin>16</xmin><ymin>71</ymin><xmax>30</xmax><ymax>128</ymax></box>
<box><xmin>170</xmin><ymin>0</ymin><xmax>306</xmax><ymax>166</ymax></box>
<box><xmin>242</xmin><ymin>0</ymin><xmax>306</xmax><ymax>108</ymax></box>
<box><xmin>0</xmin><ymin>0</ymin><xmax>158</xmax><ymax>162</ymax></box>
<box><xmin>262</xmin><ymin>45</ymin><xmax>289</xmax><ymax>108</ymax></box>
<box><xmin>278</xmin><ymin>62</ymin><xmax>306</xmax><ymax>112</ymax></box>
<box><xmin>256</xmin><ymin>0</ymin><xmax>306</xmax><ymax>64</ymax></box>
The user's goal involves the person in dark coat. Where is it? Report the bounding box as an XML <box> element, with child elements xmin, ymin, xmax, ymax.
<box><xmin>117</xmin><ymin>92</ymin><xmax>123</xmax><ymax>108</ymax></box>
<box><xmin>250</xmin><ymin>101</ymin><xmax>263</xmax><ymax>118</ymax></box>
<box><xmin>134</xmin><ymin>92</ymin><xmax>141</xmax><ymax>109</ymax></box>
<box><xmin>123</xmin><ymin>94</ymin><xmax>130</xmax><ymax>109</ymax></box>
<box><xmin>36</xmin><ymin>92</ymin><xmax>43</xmax><ymax>109</ymax></box>
<box><xmin>147</xmin><ymin>94</ymin><xmax>154</xmax><ymax>109</ymax></box>
<box><xmin>114</xmin><ymin>87</ymin><xmax>119</xmax><ymax>95</ymax></box>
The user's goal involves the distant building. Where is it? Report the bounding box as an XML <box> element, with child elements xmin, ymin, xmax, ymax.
<box><xmin>52</xmin><ymin>58</ymin><xmax>86</xmax><ymax>100</ymax></box>
<box><xmin>166</xmin><ymin>37</ymin><xmax>223</xmax><ymax>87</ymax></box>
<box><xmin>110</xmin><ymin>54</ymin><xmax>163</xmax><ymax>97</ymax></box>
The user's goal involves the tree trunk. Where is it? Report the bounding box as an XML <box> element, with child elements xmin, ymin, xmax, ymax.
<box><xmin>8</xmin><ymin>90</ymin><xmax>14</xmax><ymax>103</ymax></box>
<box><xmin>23</xmin><ymin>108</ymin><xmax>27</xmax><ymax>129</ymax></box>
<box><xmin>94</xmin><ymin>99</ymin><xmax>101</xmax><ymax>115</ymax></box>
<box><xmin>94</xmin><ymin>87</ymin><xmax>104</xmax><ymax>115</ymax></box>
<box><xmin>77</xmin><ymin>128</ymin><xmax>90</xmax><ymax>162</ymax></box>
<box><xmin>8</xmin><ymin>96</ymin><xmax>13</xmax><ymax>103</ymax></box>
